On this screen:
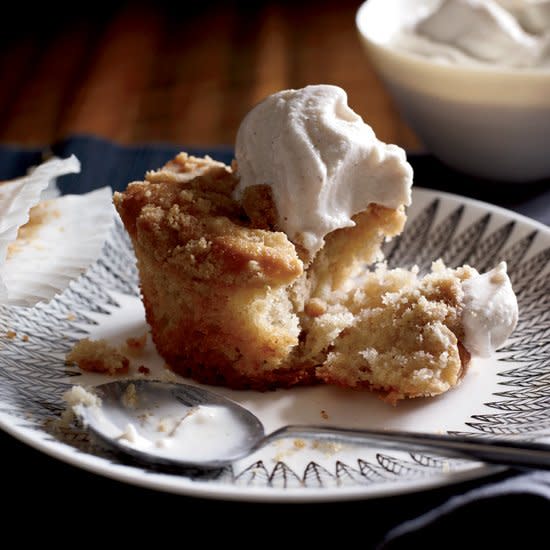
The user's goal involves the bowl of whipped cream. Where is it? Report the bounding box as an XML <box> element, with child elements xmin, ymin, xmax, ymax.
<box><xmin>356</xmin><ymin>0</ymin><xmax>550</xmax><ymax>182</ymax></box>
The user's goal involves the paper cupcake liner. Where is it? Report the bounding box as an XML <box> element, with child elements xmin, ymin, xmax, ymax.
<box><xmin>0</xmin><ymin>156</ymin><xmax>114</xmax><ymax>307</ymax></box>
<box><xmin>0</xmin><ymin>155</ymin><xmax>80</xmax><ymax>262</ymax></box>
<box><xmin>40</xmin><ymin>177</ymin><xmax>61</xmax><ymax>201</ymax></box>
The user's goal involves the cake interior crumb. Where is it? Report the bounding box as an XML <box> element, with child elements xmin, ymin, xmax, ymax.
<box><xmin>121</xmin><ymin>382</ymin><xmax>138</xmax><ymax>409</ymax></box>
<box><xmin>125</xmin><ymin>333</ymin><xmax>147</xmax><ymax>351</ymax></box>
<box><xmin>57</xmin><ymin>385</ymin><xmax>102</xmax><ymax>429</ymax></box>
<box><xmin>65</xmin><ymin>338</ymin><xmax>130</xmax><ymax>375</ymax></box>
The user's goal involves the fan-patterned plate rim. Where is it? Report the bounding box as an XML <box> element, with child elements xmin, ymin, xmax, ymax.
<box><xmin>0</xmin><ymin>187</ymin><xmax>548</xmax><ymax>502</ymax></box>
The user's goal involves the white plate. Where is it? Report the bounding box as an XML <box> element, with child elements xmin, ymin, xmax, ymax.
<box><xmin>0</xmin><ymin>187</ymin><xmax>548</xmax><ymax>502</ymax></box>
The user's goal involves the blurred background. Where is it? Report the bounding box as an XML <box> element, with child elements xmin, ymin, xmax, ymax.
<box><xmin>0</xmin><ymin>0</ymin><xmax>419</xmax><ymax>149</ymax></box>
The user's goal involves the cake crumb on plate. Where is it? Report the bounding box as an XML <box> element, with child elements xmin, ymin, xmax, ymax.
<box><xmin>65</xmin><ymin>338</ymin><xmax>129</xmax><ymax>375</ymax></box>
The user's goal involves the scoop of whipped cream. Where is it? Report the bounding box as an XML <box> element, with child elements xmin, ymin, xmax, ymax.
<box><xmin>395</xmin><ymin>0</ymin><xmax>550</xmax><ymax>68</ymax></box>
<box><xmin>461</xmin><ymin>262</ymin><xmax>519</xmax><ymax>357</ymax></box>
<box><xmin>233</xmin><ymin>85</ymin><xmax>413</xmax><ymax>256</ymax></box>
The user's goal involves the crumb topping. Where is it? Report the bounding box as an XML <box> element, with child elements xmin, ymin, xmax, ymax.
<box><xmin>65</xmin><ymin>338</ymin><xmax>130</xmax><ymax>375</ymax></box>
<box><xmin>114</xmin><ymin>153</ymin><xmax>303</xmax><ymax>288</ymax></box>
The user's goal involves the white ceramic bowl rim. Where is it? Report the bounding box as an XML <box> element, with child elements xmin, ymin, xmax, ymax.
<box><xmin>356</xmin><ymin>0</ymin><xmax>550</xmax><ymax>79</ymax></box>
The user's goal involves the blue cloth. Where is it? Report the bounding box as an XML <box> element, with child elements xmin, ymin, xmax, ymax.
<box><xmin>1</xmin><ymin>134</ymin><xmax>548</xmax><ymax>225</ymax></box>
<box><xmin>1</xmin><ymin>135</ymin><xmax>548</xmax><ymax>544</ymax></box>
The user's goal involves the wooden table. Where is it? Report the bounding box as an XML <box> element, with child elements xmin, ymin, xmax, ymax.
<box><xmin>0</xmin><ymin>0</ymin><xmax>420</xmax><ymax>150</ymax></box>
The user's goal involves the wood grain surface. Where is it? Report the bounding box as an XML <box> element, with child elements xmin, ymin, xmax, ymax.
<box><xmin>0</xmin><ymin>0</ymin><xmax>420</xmax><ymax>149</ymax></box>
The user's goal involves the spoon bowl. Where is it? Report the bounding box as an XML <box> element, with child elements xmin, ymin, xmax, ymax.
<box><xmin>74</xmin><ymin>380</ymin><xmax>265</xmax><ymax>469</ymax></box>
<box><xmin>71</xmin><ymin>379</ymin><xmax>550</xmax><ymax>471</ymax></box>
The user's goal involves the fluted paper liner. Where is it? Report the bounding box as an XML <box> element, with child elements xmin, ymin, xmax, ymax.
<box><xmin>0</xmin><ymin>156</ymin><xmax>114</xmax><ymax>306</ymax></box>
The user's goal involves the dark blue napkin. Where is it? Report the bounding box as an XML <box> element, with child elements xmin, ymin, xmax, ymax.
<box><xmin>1</xmin><ymin>134</ymin><xmax>548</xmax><ymax>545</ymax></box>
<box><xmin>1</xmin><ymin>134</ymin><xmax>548</xmax><ymax>226</ymax></box>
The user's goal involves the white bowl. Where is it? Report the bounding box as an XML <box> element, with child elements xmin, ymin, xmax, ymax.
<box><xmin>356</xmin><ymin>0</ymin><xmax>550</xmax><ymax>182</ymax></box>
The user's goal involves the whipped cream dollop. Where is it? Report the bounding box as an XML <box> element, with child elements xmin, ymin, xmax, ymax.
<box><xmin>394</xmin><ymin>0</ymin><xmax>550</xmax><ymax>68</ymax></box>
<box><xmin>461</xmin><ymin>262</ymin><xmax>519</xmax><ymax>357</ymax></box>
<box><xmin>233</xmin><ymin>85</ymin><xmax>413</xmax><ymax>256</ymax></box>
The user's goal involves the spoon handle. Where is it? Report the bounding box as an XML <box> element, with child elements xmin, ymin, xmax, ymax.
<box><xmin>267</xmin><ymin>425</ymin><xmax>550</xmax><ymax>471</ymax></box>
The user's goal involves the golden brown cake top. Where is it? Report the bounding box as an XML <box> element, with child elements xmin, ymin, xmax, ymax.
<box><xmin>113</xmin><ymin>154</ymin><xmax>303</xmax><ymax>288</ymax></box>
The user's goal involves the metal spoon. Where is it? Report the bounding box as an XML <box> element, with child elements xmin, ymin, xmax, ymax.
<box><xmin>72</xmin><ymin>379</ymin><xmax>550</xmax><ymax>470</ymax></box>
